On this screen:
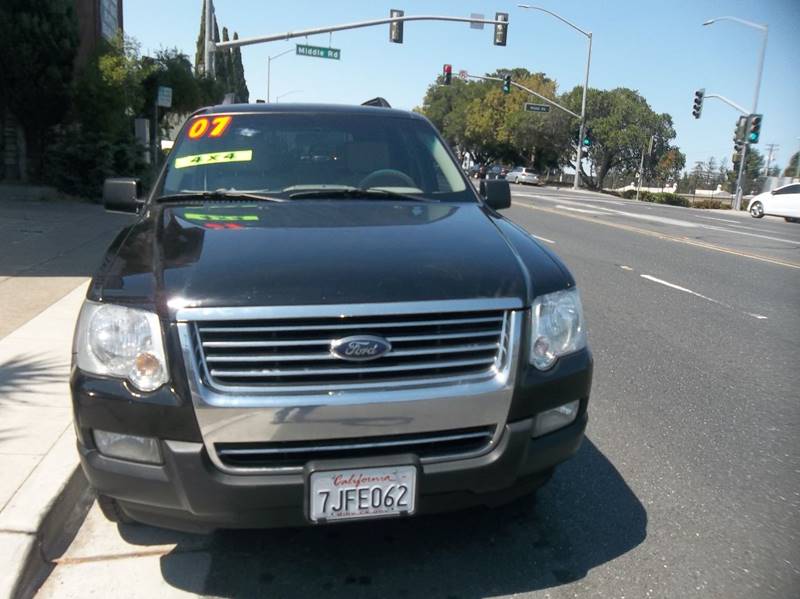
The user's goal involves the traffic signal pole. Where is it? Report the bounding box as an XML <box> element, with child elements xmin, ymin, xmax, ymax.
<box><xmin>703</xmin><ymin>16</ymin><xmax>768</xmax><ymax>210</ymax></box>
<box><xmin>464</xmin><ymin>73</ymin><xmax>580</xmax><ymax>118</ymax></box>
<box><xmin>213</xmin><ymin>14</ymin><xmax>509</xmax><ymax>52</ymax></box>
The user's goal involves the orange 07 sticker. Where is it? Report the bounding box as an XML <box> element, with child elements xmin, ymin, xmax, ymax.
<box><xmin>187</xmin><ymin>116</ymin><xmax>232</xmax><ymax>139</ymax></box>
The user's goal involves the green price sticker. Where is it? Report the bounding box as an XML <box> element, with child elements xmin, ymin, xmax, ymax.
<box><xmin>183</xmin><ymin>212</ymin><xmax>259</xmax><ymax>222</ymax></box>
<box><xmin>174</xmin><ymin>150</ymin><xmax>253</xmax><ymax>169</ymax></box>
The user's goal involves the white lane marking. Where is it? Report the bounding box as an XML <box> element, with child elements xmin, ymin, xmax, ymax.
<box><xmin>530</xmin><ymin>233</ymin><xmax>555</xmax><ymax>244</ymax></box>
<box><xmin>555</xmin><ymin>204</ymin><xmax>608</xmax><ymax>215</ymax></box>
<box><xmin>699</xmin><ymin>216</ymin><xmax>740</xmax><ymax>224</ymax></box>
<box><xmin>724</xmin><ymin>223</ymin><xmax>753</xmax><ymax>229</ymax></box>
<box><xmin>698</xmin><ymin>223</ymin><xmax>799</xmax><ymax>245</ymax></box>
<box><xmin>639</xmin><ymin>274</ymin><xmax>767</xmax><ymax>320</ymax></box>
<box><xmin>515</xmin><ymin>194</ymin><xmax>800</xmax><ymax>243</ymax></box>
<box><xmin>619</xmin><ymin>265</ymin><xmax>633</xmax><ymax>271</ymax></box>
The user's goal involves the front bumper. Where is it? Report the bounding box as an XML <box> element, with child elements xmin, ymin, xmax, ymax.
<box><xmin>77</xmin><ymin>411</ymin><xmax>587</xmax><ymax>533</ymax></box>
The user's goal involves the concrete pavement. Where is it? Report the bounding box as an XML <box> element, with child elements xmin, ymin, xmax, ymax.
<box><xmin>0</xmin><ymin>283</ymin><xmax>94</xmax><ymax>599</ymax></box>
<box><xmin>0</xmin><ymin>197</ymin><xmax>130</xmax><ymax>598</ymax></box>
<box><xmin>0</xmin><ymin>197</ymin><xmax>131</xmax><ymax>338</ymax></box>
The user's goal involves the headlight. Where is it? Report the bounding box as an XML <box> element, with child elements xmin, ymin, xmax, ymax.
<box><xmin>75</xmin><ymin>301</ymin><xmax>169</xmax><ymax>392</ymax></box>
<box><xmin>529</xmin><ymin>288</ymin><xmax>587</xmax><ymax>370</ymax></box>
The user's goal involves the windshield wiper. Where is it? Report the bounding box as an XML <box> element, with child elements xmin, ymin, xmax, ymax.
<box><xmin>156</xmin><ymin>190</ymin><xmax>285</xmax><ymax>203</ymax></box>
<box><xmin>286</xmin><ymin>187</ymin><xmax>435</xmax><ymax>202</ymax></box>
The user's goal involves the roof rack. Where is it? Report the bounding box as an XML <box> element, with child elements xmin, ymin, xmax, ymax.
<box><xmin>361</xmin><ymin>97</ymin><xmax>392</xmax><ymax>108</ymax></box>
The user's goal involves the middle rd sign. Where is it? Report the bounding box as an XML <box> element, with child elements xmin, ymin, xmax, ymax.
<box><xmin>296</xmin><ymin>44</ymin><xmax>341</xmax><ymax>60</ymax></box>
<box><xmin>525</xmin><ymin>103</ymin><xmax>550</xmax><ymax>113</ymax></box>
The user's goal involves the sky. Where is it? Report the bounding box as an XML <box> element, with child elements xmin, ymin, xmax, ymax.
<box><xmin>124</xmin><ymin>0</ymin><xmax>800</xmax><ymax>173</ymax></box>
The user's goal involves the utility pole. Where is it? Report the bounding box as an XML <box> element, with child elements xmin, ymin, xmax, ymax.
<box><xmin>204</xmin><ymin>0</ymin><xmax>214</xmax><ymax>77</ymax></box>
<box><xmin>763</xmin><ymin>143</ymin><xmax>778</xmax><ymax>176</ymax></box>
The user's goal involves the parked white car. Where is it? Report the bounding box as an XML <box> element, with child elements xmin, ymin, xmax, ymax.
<box><xmin>748</xmin><ymin>183</ymin><xmax>800</xmax><ymax>222</ymax></box>
<box><xmin>507</xmin><ymin>167</ymin><xmax>541</xmax><ymax>186</ymax></box>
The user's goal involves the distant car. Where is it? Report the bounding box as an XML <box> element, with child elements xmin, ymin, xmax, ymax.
<box><xmin>748</xmin><ymin>183</ymin><xmax>800</xmax><ymax>222</ymax></box>
<box><xmin>487</xmin><ymin>165</ymin><xmax>505</xmax><ymax>180</ymax></box>
<box><xmin>508</xmin><ymin>167</ymin><xmax>541</xmax><ymax>186</ymax></box>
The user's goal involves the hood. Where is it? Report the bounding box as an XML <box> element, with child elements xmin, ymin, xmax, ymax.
<box><xmin>94</xmin><ymin>201</ymin><xmax>529</xmax><ymax>312</ymax></box>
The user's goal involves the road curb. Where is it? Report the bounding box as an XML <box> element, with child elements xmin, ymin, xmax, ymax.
<box><xmin>0</xmin><ymin>430</ymin><xmax>93</xmax><ymax>599</ymax></box>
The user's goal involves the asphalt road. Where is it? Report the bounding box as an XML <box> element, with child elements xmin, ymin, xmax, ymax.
<box><xmin>38</xmin><ymin>187</ymin><xmax>800</xmax><ymax>598</ymax></box>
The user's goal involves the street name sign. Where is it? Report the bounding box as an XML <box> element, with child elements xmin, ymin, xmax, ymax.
<box><xmin>296</xmin><ymin>44</ymin><xmax>341</xmax><ymax>60</ymax></box>
<box><xmin>157</xmin><ymin>86</ymin><xmax>173</xmax><ymax>108</ymax></box>
<box><xmin>470</xmin><ymin>13</ymin><xmax>485</xmax><ymax>29</ymax></box>
<box><xmin>524</xmin><ymin>103</ymin><xmax>550</xmax><ymax>113</ymax></box>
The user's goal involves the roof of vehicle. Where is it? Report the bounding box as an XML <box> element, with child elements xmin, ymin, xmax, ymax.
<box><xmin>195</xmin><ymin>102</ymin><xmax>426</xmax><ymax>120</ymax></box>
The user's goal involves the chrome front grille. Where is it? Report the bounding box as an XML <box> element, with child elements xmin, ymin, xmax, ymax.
<box><xmin>215</xmin><ymin>426</ymin><xmax>495</xmax><ymax>469</ymax></box>
<box><xmin>191</xmin><ymin>307</ymin><xmax>511</xmax><ymax>391</ymax></box>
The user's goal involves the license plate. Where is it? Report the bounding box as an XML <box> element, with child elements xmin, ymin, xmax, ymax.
<box><xmin>309</xmin><ymin>465</ymin><xmax>416</xmax><ymax>523</ymax></box>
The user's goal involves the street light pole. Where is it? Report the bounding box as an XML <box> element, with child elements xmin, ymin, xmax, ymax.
<box><xmin>703</xmin><ymin>16</ymin><xmax>768</xmax><ymax>210</ymax></box>
<box><xmin>635</xmin><ymin>135</ymin><xmax>654</xmax><ymax>202</ymax></box>
<box><xmin>276</xmin><ymin>90</ymin><xmax>303</xmax><ymax>103</ymax></box>
<box><xmin>267</xmin><ymin>47</ymin><xmax>294</xmax><ymax>103</ymax></box>
<box><xmin>575</xmin><ymin>33</ymin><xmax>592</xmax><ymax>190</ymax></box>
<box><xmin>517</xmin><ymin>4</ymin><xmax>592</xmax><ymax>190</ymax></box>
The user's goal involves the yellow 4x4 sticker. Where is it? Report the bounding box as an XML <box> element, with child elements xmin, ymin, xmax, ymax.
<box><xmin>174</xmin><ymin>150</ymin><xmax>253</xmax><ymax>169</ymax></box>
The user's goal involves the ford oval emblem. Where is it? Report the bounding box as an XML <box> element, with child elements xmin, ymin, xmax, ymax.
<box><xmin>330</xmin><ymin>335</ymin><xmax>392</xmax><ymax>362</ymax></box>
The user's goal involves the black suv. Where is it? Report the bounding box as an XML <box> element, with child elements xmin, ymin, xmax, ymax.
<box><xmin>72</xmin><ymin>103</ymin><xmax>592</xmax><ymax>531</ymax></box>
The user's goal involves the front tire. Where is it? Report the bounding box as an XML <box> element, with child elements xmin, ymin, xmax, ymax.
<box><xmin>750</xmin><ymin>201</ymin><xmax>764</xmax><ymax>218</ymax></box>
<box><xmin>97</xmin><ymin>494</ymin><xmax>135</xmax><ymax>524</ymax></box>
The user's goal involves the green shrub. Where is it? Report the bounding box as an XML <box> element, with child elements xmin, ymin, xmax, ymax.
<box><xmin>45</xmin><ymin>127</ymin><xmax>151</xmax><ymax>200</ymax></box>
<box><xmin>693</xmin><ymin>199</ymin><xmax>731</xmax><ymax>210</ymax></box>
<box><xmin>621</xmin><ymin>189</ymin><xmax>637</xmax><ymax>199</ymax></box>
<box><xmin>652</xmin><ymin>192</ymin><xmax>690</xmax><ymax>207</ymax></box>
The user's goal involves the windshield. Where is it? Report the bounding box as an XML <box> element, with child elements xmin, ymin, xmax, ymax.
<box><xmin>159</xmin><ymin>112</ymin><xmax>472</xmax><ymax>201</ymax></box>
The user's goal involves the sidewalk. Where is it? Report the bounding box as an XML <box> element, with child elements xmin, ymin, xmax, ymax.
<box><xmin>0</xmin><ymin>282</ymin><xmax>92</xmax><ymax>599</ymax></box>
<box><xmin>0</xmin><ymin>195</ymin><xmax>131</xmax><ymax>598</ymax></box>
<box><xmin>0</xmin><ymin>196</ymin><xmax>130</xmax><ymax>338</ymax></box>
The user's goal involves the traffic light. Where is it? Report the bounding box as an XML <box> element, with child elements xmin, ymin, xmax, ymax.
<box><xmin>734</xmin><ymin>115</ymin><xmax>747</xmax><ymax>143</ymax></box>
<box><xmin>389</xmin><ymin>9</ymin><xmax>404</xmax><ymax>43</ymax></box>
<box><xmin>692</xmin><ymin>89</ymin><xmax>705</xmax><ymax>119</ymax></box>
<box><xmin>502</xmin><ymin>75</ymin><xmax>511</xmax><ymax>94</ymax></box>
<box><xmin>494</xmin><ymin>12</ymin><xmax>508</xmax><ymax>46</ymax></box>
<box><xmin>747</xmin><ymin>113</ymin><xmax>762</xmax><ymax>144</ymax></box>
<box><xmin>582</xmin><ymin>129</ymin><xmax>592</xmax><ymax>148</ymax></box>
<box><xmin>732</xmin><ymin>139</ymin><xmax>744</xmax><ymax>164</ymax></box>
<box><xmin>442</xmin><ymin>64</ymin><xmax>452</xmax><ymax>85</ymax></box>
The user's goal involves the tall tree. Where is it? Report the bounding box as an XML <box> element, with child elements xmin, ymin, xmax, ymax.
<box><xmin>0</xmin><ymin>0</ymin><xmax>79</xmax><ymax>180</ymax></box>
<box><xmin>784</xmin><ymin>151</ymin><xmax>799</xmax><ymax>177</ymax></box>
<box><xmin>729</xmin><ymin>148</ymin><xmax>765</xmax><ymax>196</ymax></box>
<box><xmin>195</xmin><ymin>0</ymin><xmax>206</xmax><ymax>74</ymax></box>
<box><xmin>561</xmin><ymin>87</ymin><xmax>680</xmax><ymax>190</ymax></box>
<box><xmin>231</xmin><ymin>33</ymin><xmax>249</xmax><ymax>102</ymax></box>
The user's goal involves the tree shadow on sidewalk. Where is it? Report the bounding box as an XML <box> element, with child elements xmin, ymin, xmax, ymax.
<box><xmin>117</xmin><ymin>438</ymin><xmax>647</xmax><ymax>598</ymax></box>
<box><xmin>0</xmin><ymin>355</ymin><xmax>66</xmax><ymax>407</ymax></box>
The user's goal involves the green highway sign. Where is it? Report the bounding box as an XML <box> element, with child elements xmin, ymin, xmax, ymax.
<box><xmin>524</xmin><ymin>103</ymin><xmax>550</xmax><ymax>113</ymax></box>
<box><xmin>296</xmin><ymin>44</ymin><xmax>341</xmax><ymax>60</ymax></box>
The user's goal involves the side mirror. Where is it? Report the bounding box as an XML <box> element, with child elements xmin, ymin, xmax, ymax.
<box><xmin>103</xmin><ymin>178</ymin><xmax>143</xmax><ymax>213</ymax></box>
<box><xmin>480</xmin><ymin>179</ymin><xmax>511</xmax><ymax>210</ymax></box>
<box><xmin>770</xmin><ymin>189</ymin><xmax>776</xmax><ymax>195</ymax></box>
